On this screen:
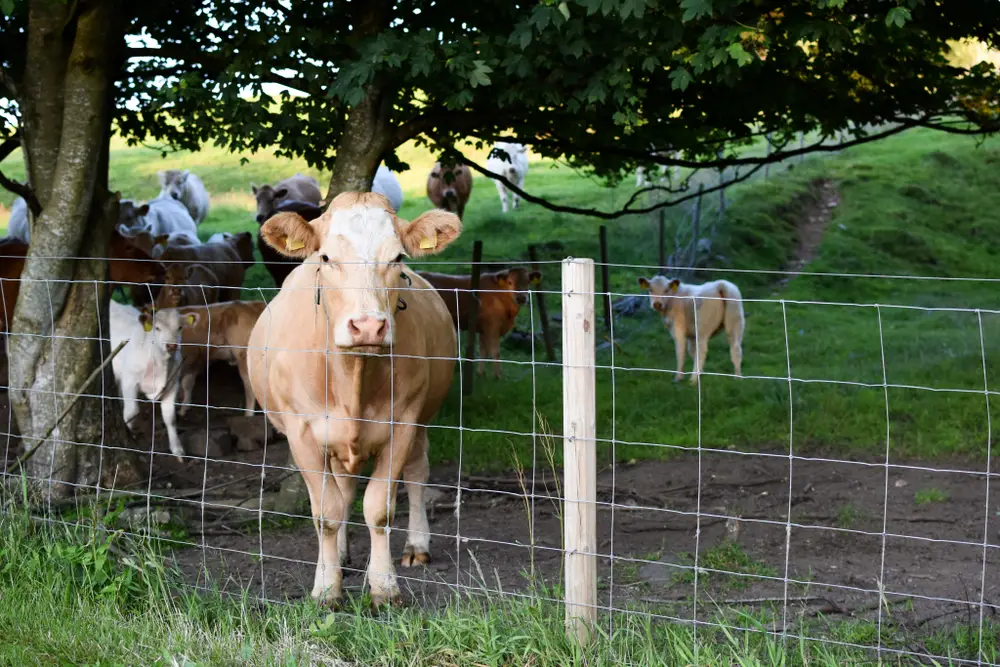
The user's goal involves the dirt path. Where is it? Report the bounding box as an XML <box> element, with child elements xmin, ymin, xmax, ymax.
<box><xmin>777</xmin><ymin>179</ymin><xmax>840</xmax><ymax>288</ymax></box>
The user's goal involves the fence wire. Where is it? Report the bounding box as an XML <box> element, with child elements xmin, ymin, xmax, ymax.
<box><xmin>1</xmin><ymin>253</ymin><xmax>999</xmax><ymax>666</ymax></box>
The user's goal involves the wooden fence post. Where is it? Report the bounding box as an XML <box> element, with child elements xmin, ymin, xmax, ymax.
<box><xmin>527</xmin><ymin>245</ymin><xmax>556</xmax><ymax>362</ymax></box>
<box><xmin>598</xmin><ymin>226</ymin><xmax>612</xmax><ymax>332</ymax></box>
<box><xmin>463</xmin><ymin>240</ymin><xmax>483</xmax><ymax>396</ymax></box>
<box><xmin>562</xmin><ymin>257</ymin><xmax>597</xmax><ymax>645</ymax></box>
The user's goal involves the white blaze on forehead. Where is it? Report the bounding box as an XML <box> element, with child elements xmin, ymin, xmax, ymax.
<box><xmin>326</xmin><ymin>205</ymin><xmax>400</xmax><ymax>261</ymax></box>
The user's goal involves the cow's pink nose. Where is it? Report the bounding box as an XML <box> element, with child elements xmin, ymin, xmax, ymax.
<box><xmin>347</xmin><ymin>315</ymin><xmax>388</xmax><ymax>345</ymax></box>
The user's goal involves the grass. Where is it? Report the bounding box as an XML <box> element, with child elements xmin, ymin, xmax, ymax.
<box><xmin>4</xmin><ymin>129</ymin><xmax>1000</xmax><ymax>476</ymax></box>
<box><xmin>673</xmin><ymin>540</ymin><xmax>777</xmax><ymax>591</ymax></box>
<box><xmin>3</xmin><ymin>505</ymin><xmax>997</xmax><ymax>666</ymax></box>
<box><xmin>915</xmin><ymin>487</ymin><xmax>951</xmax><ymax>505</ymax></box>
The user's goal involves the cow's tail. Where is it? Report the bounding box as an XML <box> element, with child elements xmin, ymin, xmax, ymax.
<box><xmin>719</xmin><ymin>282</ymin><xmax>745</xmax><ymax>342</ymax></box>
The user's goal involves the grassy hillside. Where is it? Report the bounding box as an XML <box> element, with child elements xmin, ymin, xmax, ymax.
<box><xmin>3</xmin><ymin>130</ymin><xmax>1000</xmax><ymax>473</ymax></box>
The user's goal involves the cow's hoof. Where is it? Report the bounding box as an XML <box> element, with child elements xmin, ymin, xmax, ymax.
<box><xmin>673</xmin><ymin>374</ymin><xmax>683</xmax><ymax>383</ymax></box>
<box><xmin>400</xmin><ymin>548</ymin><xmax>431</xmax><ymax>567</ymax></box>
<box><xmin>370</xmin><ymin>591</ymin><xmax>403</xmax><ymax>610</ymax></box>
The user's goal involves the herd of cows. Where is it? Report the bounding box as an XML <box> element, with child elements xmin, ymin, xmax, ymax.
<box><xmin>0</xmin><ymin>139</ymin><xmax>748</xmax><ymax>605</ymax></box>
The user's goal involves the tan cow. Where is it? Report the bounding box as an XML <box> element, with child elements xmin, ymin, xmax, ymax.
<box><xmin>247</xmin><ymin>192</ymin><xmax>461</xmax><ymax>607</ymax></box>
<box><xmin>638</xmin><ymin>276</ymin><xmax>744</xmax><ymax>384</ymax></box>
<box><xmin>426</xmin><ymin>163</ymin><xmax>473</xmax><ymax>219</ymax></box>
<box><xmin>171</xmin><ymin>300</ymin><xmax>268</xmax><ymax>417</ymax></box>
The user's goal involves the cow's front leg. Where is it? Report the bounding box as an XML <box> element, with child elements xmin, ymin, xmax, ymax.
<box><xmin>159</xmin><ymin>383</ymin><xmax>185</xmax><ymax>461</ymax></box>
<box><xmin>494</xmin><ymin>181</ymin><xmax>509</xmax><ymax>214</ymax></box>
<box><xmin>672</xmin><ymin>328</ymin><xmax>687</xmax><ymax>383</ymax></box>
<box><xmin>400</xmin><ymin>427</ymin><xmax>431</xmax><ymax>567</ymax></box>
<box><xmin>691</xmin><ymin>334</ymin><xmax>710</xmax><ymax>385</ymax></box>
<box><xmin>364</xmin><ymin>423</ymin><xmax>417</xmax><ymax>607</ymax></box>
<box><xmin>335</xmin><ymin>470</ymin><xmax>357</xmax><ymax>567</ymax></box>
<box><xmin>294</xmin><ymin>433</ymin><xmax>347</xmax><ymax>606</ymax></box>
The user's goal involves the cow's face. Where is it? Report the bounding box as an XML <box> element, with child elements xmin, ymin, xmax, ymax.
<box><xmin>139</xmin><ymin>308</ymin><xmax>198</xmax><ymax>355</ymax></box>
<box><xmin>430</xmin><ymin>164</ymin><xmax>464</xmax><ymax>211</ymax></box>
<box><xmin>161</xmin><ymin>170</ymin><xmax>189</xmax><ymax>202</ymax></box>
<box><xmin>109</xmin><ymin>232</ymin><xmax>166</xmax><ymax>286</ymax></box>
<box><xmin>252</xmin><ymin>184</ymin><xmax>289</xmax><ymax>223</ymax></box>
<box><xmin>503</xmin><ymin>268</ymin><xmax>542</xmax><ymax>305</ymax></box>
<box><xmin>118</xmin><ymin>201</ymin><xmax>151</xmax><ymax>232</ymax></box>
<box><xmin>638</xmin><ymin>275</ymin><xmax>680</xmax><ymax>315</ymax></box>
<box><xmin>261</xmin><ymin>192</ymin><xmax>462</xmax><ymax>349</ymax></box>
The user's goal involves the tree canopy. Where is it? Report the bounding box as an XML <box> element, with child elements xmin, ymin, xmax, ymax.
<box><xmin>115</xmin><ymin>0</ymin><xmax>1000</xmax><ymax>213</ymax></box>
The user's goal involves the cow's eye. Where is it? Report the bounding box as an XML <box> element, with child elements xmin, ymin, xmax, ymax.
<box><xmin>393</xmin><ymin>254</ymin><xmax>403</xmax><ymax>264</ymax></box>
<box><xmin>320</xmin><ymin>254</ymin><xmax>330</xmax><ymax>263</ymax></box>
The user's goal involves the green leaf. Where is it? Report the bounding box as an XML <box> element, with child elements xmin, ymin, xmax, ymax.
<box><xmin>727</xmin><ymin>42</ymin><xmax>753</xmax><ymax>66</ymax></box>
<box><xmin>669</xmin><ymin>67</ymin><xmax>694</xmax><ymax>91</ymax></box>
<box><xmin>469</xmin><ymin>60</ymin><xmax>493</xmax><ymax>88</ymax></box>
<box><xmin>558</xmin><ymin>2</ymin><xmax>570</xmax><ymax>20</ymax></box>
<box><xmin>0</xmin><ymin>0</ymin><xmax>13</xmax><ymax>16</ymax></box>
<box><xmin>642</xmin><ymin>55</ymin><xmax>660</xmax><ymax>72</ymax></box>
<box><xmin>886</xmin><ymin>6</ymin><xmax>911</xmax><ymax>28</ymax></box>
<box><xmin>680</xmin><ymin>0</ymin><xmax>712</xmax><ymax>22</ymax></box>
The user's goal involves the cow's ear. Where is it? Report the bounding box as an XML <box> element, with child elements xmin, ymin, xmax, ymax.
<box><xmin>398</xmin><ymin>209</ymin><xmax>462</xmax><ymax>257</ymax></box>
<box><xmin>137</xmin><ymin>204</ymin><xmax>150</xmax><ymax>216</ymax></box>
<box><xmin>183</xmin><ymin>312</ymin><xmax>199</xmax><ymax>327</ymax></box>
<box><xmin>668</xmin><ymin>279</ymin><xmax>681</xmax><ymax>291</ymax></box>
<box><xmin>274</xmin><ymin>187</ymin><xmax>288</xmax><ymax>198</ymax></box>
<box><xmin>139</xmin><ymin>309</ymin><xmax>152</xmax><ymax>332</ymax></box>
<box><xmin>529</xmin><ymin>271</ymin><xmax>542</xmax><ymax>285</ymax></box>
<box><xmin>637</xmin><ymin>277</ymin><xmax>651</xmax><ymax>290</ymax></box>
<box><xmin>157</xmin><ymin>171</ymin><xmax>167</xmax><ymax>187</ymax></box>
<box><xmin>250</xmin><ymin>183</ymin><xmax>258</xmax><ymax>195</ymax></box>
<box><xmin>261</xmin><ymin>211</ymin><xmax>320</xmax><ymax>258</ymax></box>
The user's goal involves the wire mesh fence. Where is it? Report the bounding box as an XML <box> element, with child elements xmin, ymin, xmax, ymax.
<box><xmin>2</xmin><ymin>247</ymin><xmax>1000</xmax><ymax>665</ymax></box>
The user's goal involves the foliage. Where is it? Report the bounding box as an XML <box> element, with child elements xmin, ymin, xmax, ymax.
<box><xmin>5</xmin><ymin>0</ymin><xmax>993</xmax><ymax>209</ymax></box>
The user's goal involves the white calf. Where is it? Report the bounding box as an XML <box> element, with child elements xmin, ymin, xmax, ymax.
<box><xmin>6</xmin><ymin>197</ymin><xmax>28</xmax><ymax>242</ymax></box>
<box><xmin>119</xmin><ymin>197</ymin><xmax>199</xmax><ymax>244</ymax></box>
<box><xmin>486</xmin><ymin>142</ymin><xmax>529</xmax><ymax>213</ymax></box>
<box><xmin>159</xmin><ymin>170</ymin><xmax>211</xmax><ymax>224</ymax></box>
<box><xmin>638</xmin><ymin>276</ymin><xmax>744</xmax><ymax>384</ymax></box>
<box><xmin>110</xmin><ymin>300</ymin><xmax>200</xmax><ymax>460</ymax></box>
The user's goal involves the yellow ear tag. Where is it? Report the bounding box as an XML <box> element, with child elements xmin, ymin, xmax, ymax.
<box><xmin>143</xmin><ymin>321</ymin><xmax>152</xmax><ymax>332</ymax></box>
<box><xmin>419</xmin><ymin>231</ymin><xmax>437</xmax><ymax>250</ymax></box>
<box><xmin>186</xmin><ymin>314</ymin><xmax>196</xmax><ymax>325</ymax></box>
<box><xmin>285</xmin><ymin>237</ymin><xmax>305</xmax><ymax>252</ymax></box>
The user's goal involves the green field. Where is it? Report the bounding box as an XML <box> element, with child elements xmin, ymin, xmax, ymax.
<box><xmin>4</xmin><ymin>130</ymin><xmax>1000</xmax><ymax>474</ymax></box>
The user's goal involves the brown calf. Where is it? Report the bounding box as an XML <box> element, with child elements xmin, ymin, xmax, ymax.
<box><xmin>418</xmin><ymin>267</ymin><xmax>541</xmax><ymax>377</ymax></box>
<box><xmin>426</xmin><ymin>163</ymin><xmax>473</xmax><ymax>220</ymax></box>
<box><xmin>0</xmin><ymin>233</ymin><xmax>165</xmax><ymax>333</ymax></box>
<box><xmin>155</xmin><ymin>263</ymin><xmax>221</xmax><ymax>310</ymax></box>
<box><xmin>158</xmin><ymin>231</ymin><xmax>254</xmax><ymax>303</ymax></box>
<box><xmin>172</xmin><ymin>300</ymin><xmax>268</xmax><ymax>417</ymax></box>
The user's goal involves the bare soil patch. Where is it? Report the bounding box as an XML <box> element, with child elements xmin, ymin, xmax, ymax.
<box><xmin>4</xmin><ymin>357</ymin><xmax>998</xmax><ymax>638</ymax></box>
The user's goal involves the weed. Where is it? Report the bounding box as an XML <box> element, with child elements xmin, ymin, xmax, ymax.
<box><xmin>915</xmin><ymin>487</ymin><xmax>950</xmax><ymax>505</ymax></box>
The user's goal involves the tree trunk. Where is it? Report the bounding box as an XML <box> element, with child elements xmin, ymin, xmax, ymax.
<box><xmin>322</xmin><ymin>82</ymin><xmax>394</xmax><ymax>201</ymax></box>
<box><xmin>10</xmin><ymin>0</ymin><xmax>141</xmax><ymax>501</ymax></box>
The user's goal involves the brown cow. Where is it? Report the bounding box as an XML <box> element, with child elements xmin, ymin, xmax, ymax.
<box><xmin>426</xmin><ymin>163</ymin><xmax>473</xmax><ymax>220</ymax></box>
<box><xmin>0</xmin><ymin>233</ymin><xmax>165</xmax><ymax>334</ymax></box>
<box><xmin>251</xmin><ymin>174</ymin><xmax>322</xmax><ymax>223</ymax></box>
<box><xmin>171</xmin><ymin>300</ymin><xmax>268</xmax><ymax>417</ymax></box>
<box><xmin>418</xmin><ymin>267</ymin><xmax>541</xmax><ymax>377</ymax></box>
<box><xmin>158</xmin><ymin>231</ymin><xmax>254</xmax><ymax>303</ymax></box>
<box><xmin>247</xmin><ymin>192</ymin><xmax>461</xmax><ymax>607</ymax></box>
<box><xmin>154</xmin><ymin>263</ymin><xmax>221</xmax><ymax>310</ymax></box>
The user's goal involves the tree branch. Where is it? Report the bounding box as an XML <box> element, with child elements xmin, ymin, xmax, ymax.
<box><xmin>459</xmin><ymin>154</ymin><xmax>766</xmax><ymax>220</ymax></box>
<box><xmin>0</xmin><ymin>137</ymin><xmax>41</xmax><ymax>217</ymax></box>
